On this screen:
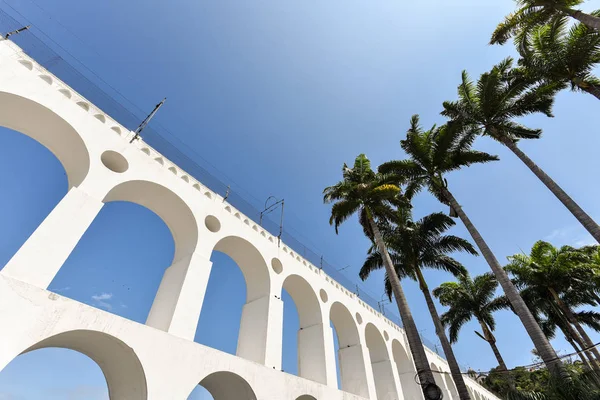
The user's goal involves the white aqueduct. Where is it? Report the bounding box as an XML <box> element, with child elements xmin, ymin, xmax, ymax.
<box><xmin>0</xmin><ymin>38</ymin><xmax>501</xmax><ymax>400</ymax></box>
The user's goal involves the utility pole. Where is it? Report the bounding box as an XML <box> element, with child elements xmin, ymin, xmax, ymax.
<box><xmin>3</xmin><ymin>25</ymin><xmax>30</xmax><ymax>39</ymax></box>
<box><xmin>130</xmin><ymin>98</ymin><xmax>166</xmax><ymax>143</ymax></box>
<box><xmin>259</xmin><ymin>196</ymin><xmax>284</xmax><ymax>245</ymax></box>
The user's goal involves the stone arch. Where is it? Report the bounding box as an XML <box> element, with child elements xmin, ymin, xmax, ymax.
<box><xmin>212</xmin><ymin>235</ymin><xmax>270</xmax><ymax>302</ymax></box>
<box><xmin>329</xmin><ymin>301</ymin><xmax>369</xmax><ymax>398</ymax></box>
<box><xmin>392</xmin><ymin>339</ymin><xmax>422</xmax><ymax>399</ymax></box>
<box><xmin>103</xmin><ymin>180</ymin><xmax>198</xmax><ymax>261</ymax></box>
<box><xmin>0</xmin><ymin>91</ymin><xmax>90</xmax><ymax>188</ymax></box>
<box><xmin>196</xmin><ymin>371</ymin><xmax>256</xmax><ymax>400</ymax></box>
<box><xmin>281</xmin><ymin>274</ymin><xmax>326</xmax><ymax>384</ymax></box>
<box><xmin>8</xmin><ymin>330</ymin><xmax>147</xmax><ymax>399</ymax></box>
<box><xmin>365</xmin><ymin>323</ymin><xmax>398</xmax><ymax>400</ymax></box>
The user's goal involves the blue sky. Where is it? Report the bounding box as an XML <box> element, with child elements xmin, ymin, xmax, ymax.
<box><xmin>0</xmin><ymin>0</ymin><xmax>600</xmax><ymax>398</ymax></box>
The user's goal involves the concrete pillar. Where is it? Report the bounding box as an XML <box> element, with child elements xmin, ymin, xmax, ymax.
<box><xmin>298</xmin><ymin>323</ymin><xmax>329</xmax><ymax>385</ymax></box>
<box><xmin>338</xmin><ymin>344</ymin><xmax>372</xmax><ymax>399</ymax></box>
<box><xmin>323</xmin><ymin>324</ymin><xmax>339</xmax><ymax>388</ymax></box>
<box><xmin>237</xmin><ymin>294</ymin><xmax>283</xmax><ymax>369</ymax></box>
<box><xmin>145</xmin><ymin>252</ymin><xmax>213</xmax><ymax>341</ymax></box>
<box><xmin>371</xmin><ymin>359</ymin><xmax>400</xmax><ymax>400</ymax></box>
<box><xmin>1</xmin><ymin>186</ymin><xmax>103</xmax><ymax>289</ymax></box>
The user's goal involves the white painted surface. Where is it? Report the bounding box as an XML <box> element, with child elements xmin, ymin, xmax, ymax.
<box><xmin>0</xmin><ymin>38</ymin><xmax>500</xmax><ymax>400</ymax></box>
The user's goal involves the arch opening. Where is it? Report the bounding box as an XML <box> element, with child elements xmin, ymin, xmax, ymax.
<box><xmin>329</xmin><ymin>301</ymin><xmax>369</xmax><ymax>397</ymax></box>
<box><xmin>49</xmin><ymin>199</ymin><xmax>175</xmax><ymax>323</ymax></box>
<box><xmin>365</xmin><ymin>323</ymin><xmax>398</xmax><ymax>400</ymax></box>
<box><xmin>0</xmin><ymin>330</ymin><xmax>147</xmax><ymax>399</ymax></box>
<box><xmin>0</xmin><ymin>126</ymin><xmax>68</xmax><ymax>269</ymax></box>
<box><xmin>296</xmin><ymin>396</ymin><xmax>317</xmax><ymax>400</ymax></box>
<box><xmin>195</xmin><ymin>236</ymin><xmax>272</xmax><ymax>365</ymax></box>
<box><xmin>0</xmin><ymin>91</ymin><xmax>90</xmax><ymax>188</ymax></box>
<box><xmin>281</xmin><ymin>274</ymin><xmax>326</xmax><ymax>384</ymax></box>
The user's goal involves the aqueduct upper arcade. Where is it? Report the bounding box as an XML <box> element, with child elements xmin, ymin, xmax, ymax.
<box><xmin>0</xmin><ymin>37</ymin><xmax>500</xmax><ymax>400</ymax></box>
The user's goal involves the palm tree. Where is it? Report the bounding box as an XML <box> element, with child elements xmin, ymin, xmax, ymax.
<box><xmin>491</xmin><ymin>0</ymin><xmax>600</xmax><ymax>45</ymax></box>
<box><xmin>506</xmin><ymin>241</ymin><xmax>600</xmax><ymax>363</ymax></box>
<box><xmin>442</xmin><ymin>58</ymin><xmax>600</xmax><ymax>244</ymax></box>
<box><xmin>360</xmin><ymin>209</ymin><xmax>477</xmax><ymax>400</ymax></box>
<box><xmin>323</xmin><ymin>154</ymin><xmax>439</xmax><ymax>396</ymax></box>
<box><xmin>526</xmin><ymin>286</ymin><xmax>600</xmax><ymax>379</ymax></box>
<box><xmin>517</xmin><ymin>15</ymin><xmax>600</xmax><ymax>100</ymax></box>
<box><xmin>433</xmin><ymin>273</ymin><xmax>510</xmax><ymax>371</ymax></box>
<box><xmin>379</xmin><ymin>117</ymin><xmax>565</xmax><ymax>376</ymax></box>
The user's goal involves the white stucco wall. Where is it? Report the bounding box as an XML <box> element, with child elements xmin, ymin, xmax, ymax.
<box><xmin>0</xmin><ymin>38</ymin><xmax>500</xmax><ymax>400</ymax></box>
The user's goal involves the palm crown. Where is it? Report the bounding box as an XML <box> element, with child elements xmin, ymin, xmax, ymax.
<box><xmin>323</xmin><ymin>154</ymin><xmax>402</xmax><ymax>236</ymax></box>
<box><xmin>378</xmin><ymin>116</ymin><xmax>499</xmax><ymax>205</ymax></box>
<box><xmin>360</xmin><ymin>210</ymin><xmax>476</xmax><ymax>298</ymax></box>
<box><xmin>490</xmin><ymin>0</ymin><xmax>595</xmax><ymax>45</ymax></box>
<box><xmin>505</xmin><ymin>240</ymin><xmax>597</xmax><ymax>297</ymax></box>
<box><xmin>434</xmin><ymin>273</ymin><xmax>506</xmax><ymax>344</ymax></box>
<box><xmin>442</xmin><ymin>58</ymin><xmax>558</xmax><ymax>145</ymax></box>
<box><xmin>517</xmin><ymin>15</ymin><xmax>600</xmax><ymax>97</ymax></box>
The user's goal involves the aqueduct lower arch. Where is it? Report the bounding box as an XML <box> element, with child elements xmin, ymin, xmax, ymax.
<box><xmin>0</xmin><ymin>37</ymin><xmax>500</xmax><ymax>400</ymax></box>
<box><xmin>19</xmin><ymin>330</ymin><xmax>147</xmax><ymax>399</ymax></box>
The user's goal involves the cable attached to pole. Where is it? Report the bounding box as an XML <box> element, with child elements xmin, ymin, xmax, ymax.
<box><xmin>130</xmin><ymin>97</ymin><xmax>166</xmax><ymax>143</ymax></box>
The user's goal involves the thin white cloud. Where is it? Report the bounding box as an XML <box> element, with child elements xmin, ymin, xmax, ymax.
<box><xmin>544</xmin><ymin>225</ymin><xmax>594</xmax><ymax>247</ymax></box>
<box><xmin>91</xmin><ymin>293</ymin><xmax>113</xmax><ymax>310</ymax></box>
<box><xmin>91</xmin><ymin>293</ymin><xmax>112</xmax><ymax>301</ymax></box>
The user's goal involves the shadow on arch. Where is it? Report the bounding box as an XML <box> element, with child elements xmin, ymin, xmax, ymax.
<box><xmin>391</xmin><ymin>339</ymin><xmax>422</xmax><ymax>399</ymax></box>
<box><xmin>365</xmin><ymin>323</ymin><xmax>397</xmax><ymax>400</ymax></box>
<box><xmin>329</xmin><ymin>301</ymin><xmax>369</xmax><ymax>398</ymax></box>
<box><xmin>188</xmin><ymin>371</ymin><xmax>257</xmax><ymax>400</ymax></box>
<box><xmin>0</xmin><ymin>91</ymin><xmax>90</xmax><ymax>188</ymax></box>
<box><xmin>4</xmin><ymin>329</ymin><xmax>147</xmax><ymax>399</ymax></box>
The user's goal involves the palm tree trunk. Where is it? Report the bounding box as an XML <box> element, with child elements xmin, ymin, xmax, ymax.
<box><xmin>440</xmin><ymin>186</ymin><xmax>565</xmax><ymax>377</ymax></box>
<box><xmin>367</xmin><ymin>214</ymin><xmax>437</xmax><ymax>396</ymax></box>
<box><xmin>499</xmin><ymin>136</ymin><xmax>600</xmax><ymax>244</ymax></box>
<box><xmin>415</xmin><ymin>266</ymin><xmax>471</xmax><ymax>400</ymax></box>
<box><xmin>565</xmin><ymin>8</ymin><xmax>600</xmax><ymax>30</ymax></box>
<box><xmin>478</xmin><ymin>320</ymin><xmax>508</xmax><ymax>371</ymax></box>
<box><xmin>549</xmin><ymin>287</ymin><xmax>600</xmax><ymax>363</ymax></box>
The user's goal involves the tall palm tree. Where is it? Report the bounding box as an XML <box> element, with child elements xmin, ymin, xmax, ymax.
<box><xmin>323</xmin><ymin>154</ymin><xmax>439</xmax><ymax>396</ymax></box>
<box><xmin>379</xmin><ymin>117</ymin><xmax>565</xmax><ymax>376</ymax></box>
<box><xmin>506</xmin><ymin>241</ymin><xmax>600</xmax><ymax>363</ymax></box>
<box><xmin>491</xmin><ymin>0</ymin><xmax>600</xmax><ymax>45</ymax></box>
<box><xmin>517</xmin><ymin>15</ymin><xmax>600</xmax><ymax>100</ymax></box>
<box><xmin>433</xmin><ymin>273</ymin><xmax>510</xmax><ymax>371</ymax></box>
<box><xmin>360</xmin><ymin>209</ymin><xmax>477</xmax><ymax>400</ymax></box>
<box><xmin>442</xmin><ymin>58</ymin><xmax>600</xmax><ymax>244</ymax></box>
